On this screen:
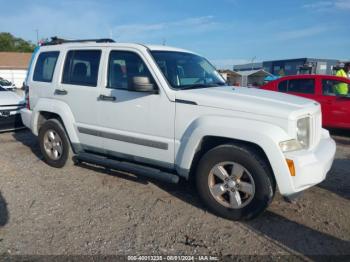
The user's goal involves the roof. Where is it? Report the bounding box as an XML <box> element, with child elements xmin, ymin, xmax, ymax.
<box><xmin>270</xmin><ymin>74</ymin><xmax>350</xmax><ymax>82</ymax></box>
<box><xmin>0</xmin><ymin>52</ymin><xmax>32</xmax><ymax>70</ymax></box>
<box><xmin>236</xmin><ymin>69</ymin><xmax>272</xmax><ymax>76</ymax></box>
<box><xmin>263</xmin><ymin>57</ymin><xmax>339</xmax><ymax>63</ymax></box>
<box><xmin>233</xmin><ymin>62</ymin><xmax>263</xmax><ymax>70</ymax></box>
<box><xmin>39</xmin><ymin>42</ymin><xmax>196</xmax><ymax>54</ymax></box>
<box><xmin>218</xmin><ymin>69</ymin><xmax>241</xmax><ymax>76</ymax></box>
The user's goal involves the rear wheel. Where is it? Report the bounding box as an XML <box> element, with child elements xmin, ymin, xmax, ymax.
<box><xmin>38</xmin><ymin>119</ymin><xmax>74</xmax><ymax>168</ymax></box>
<box><xmin>196</xmin><ymin>144</ymin><xmax>275</xmax><ymax>220</ymax></box>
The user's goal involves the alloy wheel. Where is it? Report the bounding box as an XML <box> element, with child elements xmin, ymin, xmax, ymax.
<box><xmin>208</xmin><ymin>161</ymin><xmax>255</xmax><ymax>209</ymax></box>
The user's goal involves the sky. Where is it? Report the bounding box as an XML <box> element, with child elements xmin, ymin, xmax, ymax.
<box><xmin>0</xmin><ymin>0</ymin><xmax>349</xmax><ymax>68</ymax></box>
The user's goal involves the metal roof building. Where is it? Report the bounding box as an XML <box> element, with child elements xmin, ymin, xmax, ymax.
<box><xmin>233</xmin><ymin>62</ymin><xmax>262</xmax><ymax>71</ymax></box>
<box><xmin>219</xmin><ymin>69</ymin><xmax>271</xmax><ymax>87</ymax></box>
<box><xmin>236</xmin><ymin>69</ymin><xmax>272</xmax><ymax>87</ymax></box>
<box><xmin>233</xmin><ymin>58</ymin><xmax>339</xmax><ymax>76</ymax></box>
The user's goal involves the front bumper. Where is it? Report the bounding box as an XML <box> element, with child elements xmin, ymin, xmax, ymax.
<box><xmin>279</xmin><ymin>129</ymin><xmax>336</xmax><ymax>196</ymax></box>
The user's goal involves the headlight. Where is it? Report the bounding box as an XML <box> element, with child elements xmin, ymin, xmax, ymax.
<box><xmin>279</xmin><ymin>139</ymin><xmax>302</xmax><ymax>152</ymax></box>
<box><xmin>296</xmin><ymin>117</ymin><xmax>310</xmax><ymax>149</ymax></box>
<box><xmin>279</xmin><ymin>117</ymin><xmax>311</xmax><ymax>152</ymax></box>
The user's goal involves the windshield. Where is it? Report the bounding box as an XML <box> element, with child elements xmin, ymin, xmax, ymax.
<box><xmin>150</xmin><ymin>51</ymin><xmax>226</xmax><ymax>89</ymax></box>
<box><xmin>0</xmin><ymin>78</ymin><xmax>11</xmax><ymax>86</ymax></box>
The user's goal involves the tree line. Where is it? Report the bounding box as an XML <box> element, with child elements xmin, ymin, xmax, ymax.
<box><xmin>0</xmin><ymin>32</ymin><xmax>36</xmax><ymax>52</ymax></box>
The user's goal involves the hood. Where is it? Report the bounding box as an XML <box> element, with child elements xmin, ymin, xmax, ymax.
<box><xmin>175</xmin><ymin>86</ymin><xmax>317</xmax><ymax>119</ymax></box>
<box><xmin>0</xmin><ymin>91</ymin><xmax>24</xmax><ymax>106</ymax></box>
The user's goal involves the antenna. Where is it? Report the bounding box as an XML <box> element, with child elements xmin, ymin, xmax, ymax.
<box><xmin>162</xmin><ymin>38</ymin><xmax>167</xmax><ymax>46</ymax></box>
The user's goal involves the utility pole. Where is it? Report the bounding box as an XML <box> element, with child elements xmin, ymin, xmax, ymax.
<box><xmin>35</xmin><ymin>29</ymin><xmax>39</xmax><ymax>45</ymax></box>
<box><xmin>251</xmin><ymin>56</ymin><xmax>256</xmax><ymax>70</ymax></box>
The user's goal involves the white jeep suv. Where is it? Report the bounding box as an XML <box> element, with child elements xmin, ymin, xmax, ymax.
<box><xmin>21</xmin><ymin>38</ymin><xmax>336</xmax><ymax>220</ymax></box>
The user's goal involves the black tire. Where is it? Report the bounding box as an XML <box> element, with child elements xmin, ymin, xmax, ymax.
<box><xmin>38</xmin><ymin>119</ymin><xmax>74</xmax><ymax>168</ymax></box>
<box><xmin>195</xmin><ymin>143</ymin><xmax>275</xmax><ymax>220</ymax></box>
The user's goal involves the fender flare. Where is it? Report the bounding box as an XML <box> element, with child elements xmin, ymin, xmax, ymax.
<box><xmin>31</xmin><ymin>98</ymin><xmax>80</xmax><ymax>144</ymax></box>
<box><xmin>175</xmin><ymin>116</ymin><xmax>292</xmax><ymax>193</ymax></box>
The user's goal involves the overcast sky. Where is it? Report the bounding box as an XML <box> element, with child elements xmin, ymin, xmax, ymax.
<box><xmin>1</xmin><ymin>0</ymin><xmax>349</xmax><ymax>68</ymax></box>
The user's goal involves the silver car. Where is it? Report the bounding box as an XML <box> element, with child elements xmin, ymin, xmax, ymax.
<box><xmin>0</xmin><ymin>86</ymin><xmax>25</xmax><ymax>132</ymax></box>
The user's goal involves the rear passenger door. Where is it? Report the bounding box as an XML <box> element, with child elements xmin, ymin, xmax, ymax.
<box><xmin>55</xmin><ymin>49</ymin><xmax>104</xmax><ymax>148</ymax></box>
<box><xmin>31</xmin><ymin>51</ymin><xmax>60</xmax><ymax>106</ymax></box>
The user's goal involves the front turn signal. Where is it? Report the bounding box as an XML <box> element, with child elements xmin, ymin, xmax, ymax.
<box><xmin>286</xmin><ymin>159</ymin><xmax>296</xmax><ymax>177</ymax></box>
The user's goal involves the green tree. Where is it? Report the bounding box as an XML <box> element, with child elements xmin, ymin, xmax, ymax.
<box><xmin>0</xmin><ymin>32</ymin><xmax>35</xmax><ymax>52</ymax></box>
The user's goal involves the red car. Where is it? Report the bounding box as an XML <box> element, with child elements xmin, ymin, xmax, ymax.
<box><xmin>261</xmin><ymin>75</ymin><xmax>350</xmax><ymax>129</ymax></box>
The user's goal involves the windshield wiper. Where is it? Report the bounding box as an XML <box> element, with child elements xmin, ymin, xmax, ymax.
<box><xmin>180</xmin><ymin>83</ymin><xmax>220</xmax><ymax>90</ymax></box>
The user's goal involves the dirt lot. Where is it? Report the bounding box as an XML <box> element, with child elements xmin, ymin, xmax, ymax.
<box><xmin>0</xmin><ymin>129</ymin><xmax>349</xmax><ymax>259</ymax></box>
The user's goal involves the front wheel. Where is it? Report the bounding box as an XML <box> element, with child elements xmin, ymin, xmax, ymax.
<box><xmin>196</xmin><ymin>144</ymin><xmax>275</xmax><ymax>220</ymax></box>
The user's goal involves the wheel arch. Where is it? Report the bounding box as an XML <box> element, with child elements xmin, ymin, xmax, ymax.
<box><xmin>31</xmin><ymin>99</ymin><xmax>80</xmax><ymax>145</ymax></box>
<box><xmin>175</xmin><ymin>116</ymin><xmax>291</xmax><ymax>192</ymax></box>
<box><xmin>187</xmin><ymin>136</ymin><xmax>275</xmax><ymax>185</ymax></box>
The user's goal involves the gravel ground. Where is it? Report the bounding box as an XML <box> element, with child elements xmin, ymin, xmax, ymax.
<box><xmin>0</xmin><ymin>129</ymin><xmax>349</xmax><ymax>259</ymax></box>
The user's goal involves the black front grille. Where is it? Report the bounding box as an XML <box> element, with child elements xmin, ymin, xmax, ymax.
<box><xmin>0</xmin><ymin>114</ymin><xmax>24</xmax><ymax>131</ymax></box>
<box><xmin>0</xmin><ymin>104</ymin><xmax>25</xmax><ymax>108</ymax></box>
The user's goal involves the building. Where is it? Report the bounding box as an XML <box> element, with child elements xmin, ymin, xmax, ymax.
<box><xmin>0</xmin><ymin>52</ymin><xmax>32</xmax><ymax>88</ymax></box>
<box><xmin>218</xmin><ymin>70</ymin><xmax>242</xmax><ymax>86</ymax></box>
<box><xmin>219</xmin><ymin>69</ymin><xmax>271</xmax><ymax>87</ymax></box>
<box><xmin>238</xmin><ymin>69</ymin><xmax>272</xmax><ymax>87</ymax></box>
<box><xmin>233</xmin><ymin>62</ymin><xmax>262</xmax><ymax>72</ymax></box>
<box><xmin>234</xmin><ymin>58</ymin><xmax>339</xmax><ymax>76</ymax></box>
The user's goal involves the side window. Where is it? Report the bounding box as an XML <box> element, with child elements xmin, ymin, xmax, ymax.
<box><xmin>278</xmin><ymin>80</ymin><xmax>288</xmax><ymax>92</ymax></box>
<box><xmin>322</xmin><ymin>79</ymin><xmax>349</xmax><ymax>96</ymax></box>
<box><xmin>107</xmin><ymin>51</ymin><xmax>155</xmax><ymax>90</ymax></box>
<box><xmin>62</xmin><ymin>50</ymin><xmax>101</xmax><ymax>86</ymax></box>
<box><xmin>288</xmin><ymin>79</ymin><xmax>315</xmax><ymax>94</ymax></box>
<box><xmin>33</xmin><ymin>51</ymin><xmax>59</xmax><ymax>82</ymax></box>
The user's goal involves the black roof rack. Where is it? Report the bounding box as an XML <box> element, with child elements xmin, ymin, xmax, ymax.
<box><xmin>41</xmin><ymin>36</ymin><xmax>115</xmax><ymax>46</ymax></box>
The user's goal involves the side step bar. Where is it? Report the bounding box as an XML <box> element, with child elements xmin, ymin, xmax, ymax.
<box><xmin>74</xmin><ymin>152</ymin><xmax>180</xmax><ymax>184</ymax></box>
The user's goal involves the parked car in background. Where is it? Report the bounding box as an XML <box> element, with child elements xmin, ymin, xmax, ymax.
<box><xmin>261</xmin><ymin>75</ymin><xmax>350</xmax><ymax>129</ymax></box>
<box><xmin>0</xmin><ymin>77</ymin><xmax>16</xmax><ymax>91</ymax></box>
<box><xmin>0</xmin><ymin>86</ymin><xmax>25</xmax><ymax>132</ymax></box>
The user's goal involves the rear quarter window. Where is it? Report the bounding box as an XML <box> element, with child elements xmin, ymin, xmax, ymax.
<box><xmin>33</xmin><ymin>51</ymin><xmax>59</xmax><ymax>82</ymax></box>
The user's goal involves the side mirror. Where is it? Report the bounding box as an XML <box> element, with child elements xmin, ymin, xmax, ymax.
<box><xmin>129</xmin><ymin>76</ymin><xmax>157</xmax><ymax>93</ymax></box>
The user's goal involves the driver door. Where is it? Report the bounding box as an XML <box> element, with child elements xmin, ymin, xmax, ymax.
<box><xmin>320</xmin><ymin>78</ymin><xmax>350</xmax><ymax>128</ymax></box>
<box><xmin>96</xmin><ymin>49</ymin><xmax>175</xmax><ymax>168</ymax></box>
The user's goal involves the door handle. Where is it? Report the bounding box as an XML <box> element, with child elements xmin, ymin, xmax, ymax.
<box><xmin>54</xmin><ymin>89</ymin><xmax>68</xmax><ymax>95</ymax></box>
<box><xmin>98</xmin><ymin>94</ymin><xmax>116</xmax><ymax>101</ymax></box>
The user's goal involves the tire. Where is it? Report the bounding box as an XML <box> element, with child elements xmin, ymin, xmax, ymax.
<box><xmin>38</xmin><ymin>119</ymin><xmax>74</xmax><ymax>168</ymax></box>
<box><xmin>195</xmin><ymin>143</ymin><xmax>275</xmax><ymax>220</ymax></box>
